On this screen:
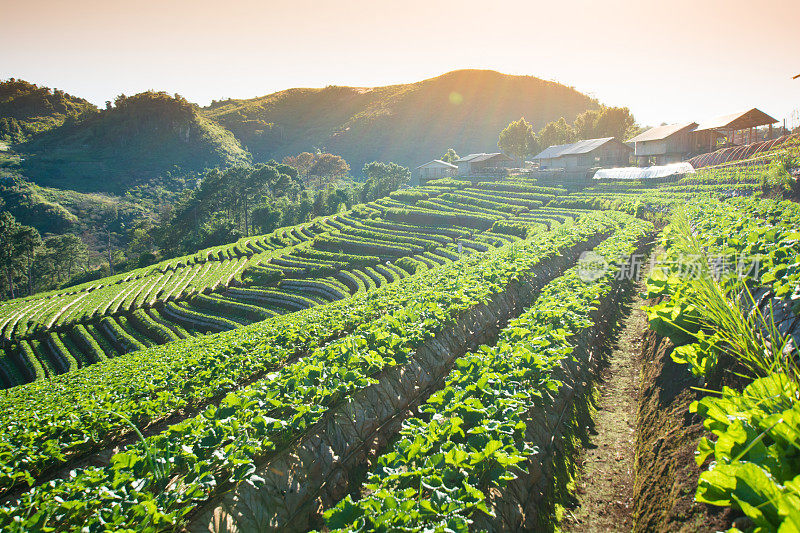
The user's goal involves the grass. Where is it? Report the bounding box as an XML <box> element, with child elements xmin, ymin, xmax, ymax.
<box><xmin>668</xmin><ymin>209</ymin><xmax>797</xmax><ymax>386</ymax></box>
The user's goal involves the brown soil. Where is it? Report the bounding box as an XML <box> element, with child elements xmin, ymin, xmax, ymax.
<box><xmin>562</xmin><ymin>283</ymin><xmax>646</xmax><ymax>533</ymax></box>
<box><xmin>562</xmin><ymin>254</ymin><xmax>737</xmax><ymax>533</ymax></box>
<box><xmin>632</xmin><ymin>328</ymin><xmax>736</xmax><ymax>533</ymax></box>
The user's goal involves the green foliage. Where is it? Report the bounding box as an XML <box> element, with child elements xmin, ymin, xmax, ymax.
<box><xmin>323</xmin><ymin>214</ymin><xmax>651</xmax><ymax>532</ymax></box>
<box><xmin>498</xmin><ymin>117</ymin><xmax>538</xmax><ymax>164</ymax></box>
<box><xmin>0</xmin><ymin>212</ymin><xmax>627</xmax><ymax>529</ymax></box>
<box><xmin>361</xmin><ymin>161</ymin><xmax>411</xmax><ymax>202</ymax></box>
<box><xmin>642</xmin><ymin>187</ymin><xmax>800</xmax><ymax>531</ymax></box>
<box><xmin>0</xmin><ymin>78</ymin><xmax>97</xmax><ymax>142</ymax></box>
<box><xmin>537</xmin><ymin>117</ymin><xmax>575</xmax><ymax>148</ymax></box>
<box><xmin>441</xmin><ymin>148</ymin><xmax>460</xmax><ymax>164</ymax></box>
<box><xmin>18</xmin><ymin>91</ymin><xmax>250</xmax><ymax>191</ymax></box>
<box><xmin>536</xmin><ymin>105</ymin><xmax>638</xmax><ymax>151</ymax></box>
<box><xmin>203</xmin><ymin>69</ymin><xmax>598</xmax><ymax>170</ymax></box>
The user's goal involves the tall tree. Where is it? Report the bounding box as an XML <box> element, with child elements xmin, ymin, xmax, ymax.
<box><xmin>572</xmin><ymin>109</ymin><xmax>602</xmax><ymax>140</ymax></box>
<box><xmin>16</xmin><ymin>225</ymin><xmax>41</xmax><ymax>296</ymax></box>
<box><xmin>593</xmin><ymin>106</ymin><xmax>636</xmax><ymax>141</ymax></box>
<box><xmin>309</xmin><ymin>153</ymin><xmax>350</xmax><ymax>185</ymax></box>
<box><xmin>282</xmin><ymin>152</ymin><xmax>315</xmax><ymax>182</ymax></box>
<box><xmin>0</xmin><ymin>212</ymin><xmax>22</xmax><ymax>299</ymax></box>
<box><xmin>441</xmin><ymin>148</ymin><xmax>460</xmax><ymax>164</ymax></box>
<box><xmin>361</xmin><ymin>162</ymin><xmax>410</xmax><ymax>202</ymax></box>
<box><xmin>537</xmin><ymin>117</ymin><xmax>575</xmax><ymax>149</ymax></box>
<box><xmin>498</xmin><ymin>118</ymin><xmax>538</xmax><ymax>165</ymax></box>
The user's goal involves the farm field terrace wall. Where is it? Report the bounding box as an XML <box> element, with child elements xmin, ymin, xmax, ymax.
<box><xmin>186</xmin><ymin>223</ymin><xmax>625</xmax><ymax>532</ymax></box>
<box><xmin>0</xmin><ymin>212</ymin><xmax>629</xmax><ymax>531</ymax></box>
<box><xmin>322</xmin><ymin>216</ymin><xmax>653</xmax><ymax>532</ymax></box>
<box><xmin>639</xmin><ymin>196</ymin><xmax>800</xmax><ymax>532</ymax></box>
<box><xmin>0</xmin><ymin>175</ymin><xmax>574</xmax><ymax>388</ymax></box>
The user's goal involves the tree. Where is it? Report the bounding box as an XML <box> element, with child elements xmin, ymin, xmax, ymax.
<box><xmin>570</xmin><ymin>106</ymin><xmax>637</xmax><ymax>141</ymax></box>
<box><xmin>360</xmin><ymin>162</ymin><xmax>410</xmax><ymax>202</ymax></box>
<box><xmin>573</xmin><ymin>109</ymin><xmax>602</xmax><ymax>140</ymax></box>
<box><xmin>282</xmin><ymin>152</ymin><xmax>315</xmax><ymax>182</ymax></box>
<box><xmin>0</xmin><ymin>212</ymin><xmax>23</xmax><ymax>299</ymax></box>
<box><xmin>498</xmin><ymin>118</ymin><xmax>538</xmax><ymax>165</ymax></box>
<box><xmin>441</xmin><ymin>148</ymin><xmax>460</xmax><ymax>164</ymax></box>
<box><xmin>43</xmin><ymin>234</ymin><xmax>88</xmax><ymax>283</ymax></box>
<box><xmin>593</xmin><ymin>106</ymin><xmax>636</xmax><ymax>141</ymax></box>
<box><xmin>309</xmin><ymin>153</ymin><xmax>350</xmax><ymax>184</ymax></box>
<box><xmin>537</xmin><ymin>117</ymin><xmax>575</xmax><ymax>150</ymax></box>
<box><xmin>16</xmin><ymin>225</ymin><xmax>41</xmax><ymax>296</ymax></box>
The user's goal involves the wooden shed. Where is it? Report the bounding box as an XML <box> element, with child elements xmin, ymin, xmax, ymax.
<box><xmin>413</xmin><ymin>159</ymin><xmax>457</xmax><ymax>186</ymax></box>
<box><xmin>454</xmin><ymin>153</ymin><xmax>514</xmax><ymax>177</ymax></box>
<box><xmin>627</xmin><ymin>122</ymin><xmax>719</xmax><ymax>165</ymax></box>
<box><xmin>531</xmin><ymin>137</ymin><xmax>632</xmax><ymax>171</ymax></box>
<box><xmin>694</xmin><ymin>108</ymin><xmax>778</xmax><ymax>148</ymax></box>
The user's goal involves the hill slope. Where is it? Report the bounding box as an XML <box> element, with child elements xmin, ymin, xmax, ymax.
<box><xmin>204</xmin><ymin>69</ymin><xmax>599</xmax><ymax>170</ymax></box>
<box><xmin>0</xmin><ymin>79</ymin><xmax>96</xmax><ymax>142</ymax></box>
<box><xmin>18</xmin><ymin>91</ymin><xmax>250</xmax><ymax>192</ymax></box>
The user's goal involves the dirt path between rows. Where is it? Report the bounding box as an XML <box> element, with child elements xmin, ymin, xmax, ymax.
<box><xmin>562</xmin><ymin>275</ymin><xmax>650</xmax><ymax>532</ymax></box>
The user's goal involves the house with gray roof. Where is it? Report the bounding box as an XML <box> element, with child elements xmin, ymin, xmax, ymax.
<box><xmin>531</xmin><ymin>137</ymin><xmax>631</xmax><ymax>171</ymax></box>
<box><xmin>454</xmin><ymin>152</ymin><xmax>514</xmax><ymax>177</ymax></box>
<box><xmin>412</xmin><ymin>159</ymin><xmax>457</xmax><ymax>186</ymax></box>
<box><xmin>627</xmin><ymin>122</ymin><xmax>720</xmax><ymax>165</ymax></box>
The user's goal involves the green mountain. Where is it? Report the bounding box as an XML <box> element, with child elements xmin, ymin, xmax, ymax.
<box><xmin>203</xmin><ymin>69</ymin><xmax>599</xmax><ymax>170</ymax></box>
<box><xmin>18</xmin><ymin>91</ymin><xmax>250</xmax><ymax>192</ymax></box>
<box><xmin>0</xmin><ymin>79</ymin><xmax>96</xmax><ymax>142</ymax></box>
<box><xmin>4</xmin><ymin>70</ymin><xmax>597</xmax><ymax>192</ymax></box>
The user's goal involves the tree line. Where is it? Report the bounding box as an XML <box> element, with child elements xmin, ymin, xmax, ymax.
<box><xmin>497</xmin><ymin>106</ymin><xmax>639</xmax><ymax>164</ymax></box>
<box><xmin>0</xmin><ymin>210</ymin><xmax>91</xmax><ymax>299</ymax></box>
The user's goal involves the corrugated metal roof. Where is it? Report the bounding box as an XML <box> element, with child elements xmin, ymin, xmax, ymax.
<box><xmin>532</xmin><ymin>137</ymin><xmax>623</xmax><ymax>159</ymax></box>
<box><xmin>415</xmin><ymin>159</ymin><xmax>458</xmax><ymax>170</ymax></box>
<box><xmin>531</xmin><ymin>143</ymin><xmax>571</xmax><ymax>160</ymax></box>
<box><xmin>455</xmin><ymin>153</ymin><xmax>484</xmax><ymax>162</ymax></box>
<box><xmin>559</xmin><ymin>137</ymin><xmax>619</xmax><ymax>155</ymax></box>
<box><xmin>627</xmin><ymin>122</ymin><xmax>697</xmax><ymax>143</ymax></box>
<box><xmin>695</xmin><ymin>108</ymin><xmax>778</xmax><ymax>132</ymax></box>
<box><xmin>455</xmin><ymin>152</ymin><xmax>512</xmax><ymax>163</ymax></box>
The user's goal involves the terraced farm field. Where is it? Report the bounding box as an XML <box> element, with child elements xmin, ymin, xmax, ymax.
<box><xmin>0</xmin><ymin>163</ymin><xmax>797</xmax><ymax>533</ymax></box>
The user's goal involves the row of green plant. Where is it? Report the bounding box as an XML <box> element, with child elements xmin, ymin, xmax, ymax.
<box><xmin>643</xmin><ymin>196</ymin><xmax>800</xmax><ymax>532</ymax></box>
<box><xmin>0</xmin><ymin>210</ymin><xmax>603</xmax><ymax>494</ymax></box>
<box><xmin>0</xmin><ymin>213</ymin><xmax>622</xmax><ymax>530</ymax></box>
<box><xmin>323</xmin><ymin>214</ymin><xmax>651</xmax><ymax>532</ymax></box>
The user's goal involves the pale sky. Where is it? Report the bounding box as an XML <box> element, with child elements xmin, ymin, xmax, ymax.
<box><xmin>2</xmin><ymin>0</ymin><xmax>798</xmax><ymax>128</ymax></box>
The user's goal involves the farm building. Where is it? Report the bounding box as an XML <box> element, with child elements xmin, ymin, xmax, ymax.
<box><xmin>627</xmin><ymin>122</ymin><xmax>720</xmax><ymax>165</ymax></box>
<box><xmin>412</xmin><ymin>159</ymin><xmax>457</xmax><ymax>186</ymax></box>
<box><xmin>628</xmin><ymin>108</ymin><xmax>779</xmax><ymax>165</ymax></box>
<box><xmin>531</xmin><ymin>137</ymin><xmax>632</xmax><ymax>171</ymax></box>
<box><xmin>454</xmin><ymin>153</ymin><xmax>514</xmax><ymax>177</ymax></box>
<box><xmin>694</xmin><ymin>108</ymin><xmax>778</xmax><ymax>147</ymax></box>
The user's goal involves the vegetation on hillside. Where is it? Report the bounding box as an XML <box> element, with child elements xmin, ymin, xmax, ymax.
<box><xmin>203</xmin><ymin>69</ymin><xmax>599</xmax><ymax>169</ymax></box>
<box><xmin>17</xmin><ymin>91</ymin><xmax>250</xmax><ymax>191</ymax></box>
<box><xmin>0</xmin><ymin>79</ymin><xmax>96</xmax><ymax>142</ymax></box>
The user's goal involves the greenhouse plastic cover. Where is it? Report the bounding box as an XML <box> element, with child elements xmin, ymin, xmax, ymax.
<box><xmin>593</xmin><ymin>162</ymin><xmax>695</xmax><ymax>180</ymax></box>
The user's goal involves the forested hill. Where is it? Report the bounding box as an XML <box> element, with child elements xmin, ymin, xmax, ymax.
<box><xmin>203</xmin><ymin>69</ymin><xmax>599</xmax><ymax>169</ymax></box>
<box><xmin>0</xmin><ymin>79</ymin><xmax>96</xmax><ymax>142</ymax></box>
<box><xmin>17</xmin><ymin>92</ymin><xmax>250</xmax><ymax>192</ymax></box>
<box><xmin>4</xmin><ymin>70</ymin><xmax>597</xmax><ymax>192</ymax></box>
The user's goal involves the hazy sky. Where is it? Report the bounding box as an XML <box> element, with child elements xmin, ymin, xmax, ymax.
<box><xmin>2</xmin><ymin>0</ymin><xmax>798</xmax><ymax>128</ymax></box>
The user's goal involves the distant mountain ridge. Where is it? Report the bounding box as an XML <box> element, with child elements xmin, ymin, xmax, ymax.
<box><xmin>2</xmin><ymin>70</ymin><xmax>599</xmax><ymax>191</ymax></box>
<box><xmin>204</xmin><ymin>69</ymin><xmax>599</xmax><ymax>171</ymax></box>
